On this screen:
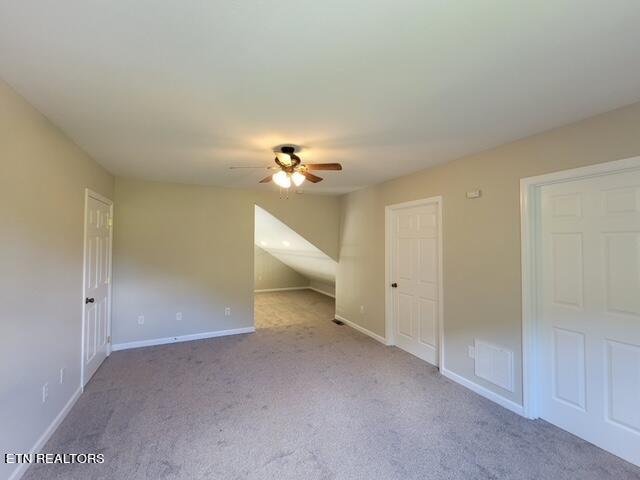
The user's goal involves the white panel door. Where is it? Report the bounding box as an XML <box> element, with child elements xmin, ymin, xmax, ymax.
<box><xmin>390</xmin><ymin>202</ymin><xmax>440</xmax><ymax>366</ymax></box>
<box><xmin>539</xmin><ymin>170</ymin><xmax>640</xmax><ymax>466</ymax></box>
<box><xmin>83</xmin><ymin>193</ymin><xmax>112</xmax><ymax>386</ymax></box>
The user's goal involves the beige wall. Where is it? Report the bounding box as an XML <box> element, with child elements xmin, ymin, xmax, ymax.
<box><xmin>310</xmin><ymin>279</ymin><xmax>336</xmax><ymax>298</ymax></box>
<box><xmin>0</xmin><ymin>80</ymin><xmax>114</xmax><ymax>480</ymax></box>
<box><xmin>112</xmin><ymin>178</ymin><xmax>340</xmax><ymax>345</ymax></box>
<box><xmin>254</xmin><ymin>245</ymin><xmax>310</xmax><ymax>290</ymax></box>
<box><xmin>336</xmin><ymin>101</ymin><xmax>640</xmax><ymax>406</ymax></box>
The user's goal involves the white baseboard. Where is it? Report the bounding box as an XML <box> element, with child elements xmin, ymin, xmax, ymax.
<box><xmin>9</xmin><ymin>386</ymin><xmax>83</xmax><ymax>480</ymax></box>
<box><xmin>334</xmin><ymin>314</ymin><xmax>388</xmax><ymax>345</ymax></box>
<box><xmin>254</xmin><ymin>286</ymin><xmax>335</xmax><ymax>298</ymax></box>
<box><xmin>254</xmin><ymin>286</ymin><xmax>309</xmax><ymax>293</ymax></box>
<box><xmin>112</xmin><ymin>327</ymin><xmax>255</xmax><ymax>351</ymax></box>
<box><xmin>308</xmin><ymin>287</ymin><xmax>335</xmax><ymax>298</ymax></box>
<box><xmin>441</xmin><ymin>367</ymin><xmax>524</xmax><ymax>417</ymax></box>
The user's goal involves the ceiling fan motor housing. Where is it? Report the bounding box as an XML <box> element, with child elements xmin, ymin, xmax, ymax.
<box><xmin>279</xmin><ymin>145</ymin><xmax>296</xmax><ymax>155</ymax></box>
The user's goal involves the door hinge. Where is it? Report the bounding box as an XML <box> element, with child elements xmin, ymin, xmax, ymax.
<box><xmin>107</xmin><ymin>335</ymin><xmax>111</xmax><ymax>344</ymax></box>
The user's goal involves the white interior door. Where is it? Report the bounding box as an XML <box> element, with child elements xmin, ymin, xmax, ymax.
<box><xmin>82</xmin><ymin>191</ymin><xmax>113</xmax><ymax>386</ymax></box>
<box><xmin>539</xmin><ymin>170</ymin><xmax>640</xmax><ymax>466</ymax></box>
<box><xmin>389</xmin><ymin>200</ymin><xmax>441</xmax><ymax>366</ymax></box>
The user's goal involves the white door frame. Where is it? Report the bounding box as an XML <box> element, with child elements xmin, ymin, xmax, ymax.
<box><xmin>520</xmin><ymin>155</ymin><xmax>640</xmax><ymax>419</ymax></box>
<box><xmin>385</xmin><ymin>196</ymin><xmax>444</xmax><ymax>368</ymax></box>
<box><xmin>80</xmin><ymin>188</ymin><xmax>114</xmax><ymax>390</ymax></box>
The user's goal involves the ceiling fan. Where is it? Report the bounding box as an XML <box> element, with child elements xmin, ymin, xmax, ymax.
<box><xmin>230</xmin><ymin>145</ymin><xmax>342</xmax><ymax>189</ymax></box>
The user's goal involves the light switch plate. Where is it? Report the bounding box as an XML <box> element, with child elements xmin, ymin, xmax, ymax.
<box><xmin>466</xmin><ymin>189</ymin><xmax>482</xmax><ymax>199</ymax></box>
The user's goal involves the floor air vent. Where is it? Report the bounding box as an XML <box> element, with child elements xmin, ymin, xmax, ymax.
<box><xmin>332</xmin><ymin>319</ymin><xmax>345</xmax><ymax>326</ymax></box>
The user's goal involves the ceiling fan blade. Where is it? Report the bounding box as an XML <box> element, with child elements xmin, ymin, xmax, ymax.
<box><xmin>302</xmin><ymin>172</ymin><xmax>323</xmax><ymax>183</ymax></box>
<box><xmin>259</xmin><ymin>175</ymin><xmax>273</xmax><ymax>183</ymax></box>
<box><xmin>229</xmin><ymin>166</ymin><xmax>274</xmax><ymax>169</ymax></box>
<box><xmin>303</xmin><ymin>163</ymin><xmax>342</xmax><ymax>171</ymax></box>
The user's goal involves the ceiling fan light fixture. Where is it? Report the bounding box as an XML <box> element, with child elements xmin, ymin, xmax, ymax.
<box><xmin>272</xmin><ymin>170</ymin><xmax>291</xmax><ymax>188</ymax></box>
<box><xmin>275</xmin><ymin>152</ymin><xmax>291</xmax><ymax>166</ymax></box>
<box><xmin>241</xmin><ymin>144</ymin><xmax>340</xmax><ymax>189</ymax></box>
<box><xmin>291</xmin><ymin>171</ymin><xmax>305</xmax><ymax>187</ymax></box>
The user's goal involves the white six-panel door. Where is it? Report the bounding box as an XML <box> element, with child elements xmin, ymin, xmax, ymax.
<box><xmin>82</xmin><ymin>192</ymin><xmax>113</xmax><ymax>386</ymax></box>
<box><xmin>539</xmin><ymin>170</ymin><xmax>640</xmax><ymax>466</ymax></box>
<box><xmin>389</xmin><ymin>200</ymin><xmax>441</xmax><ymax>366</ymax></box>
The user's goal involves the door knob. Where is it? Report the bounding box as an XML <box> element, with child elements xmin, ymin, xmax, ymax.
<box><xmin>391</xmin><ymin>283</ymin><xmax>398</xmax><ymax>288</ymax></box>
<box><xmin>85</xmin><ymin>297</ymin><xmax>95</xmax><ymax>304</ymax></box>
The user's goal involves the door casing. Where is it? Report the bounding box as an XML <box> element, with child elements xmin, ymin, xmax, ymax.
<box><xmin>385</xmin><ymin>196</ymin><xmax>444</xmax><ymax>369</ymax></box>
<box><xmin>520</xmin><ymin>155</ymin><xmax>640</xmax><ymax>419</ymax></box>
<box><xmin>80</xmin><ymin>188</ymin><xmax>114</xmax><ymax>389</ymax></box>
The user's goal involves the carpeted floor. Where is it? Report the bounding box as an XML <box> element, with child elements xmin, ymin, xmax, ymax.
<box><xmin>24</xmin><ymin>290</ymin><xmax>640</xmax><ymax>480</ymax></box>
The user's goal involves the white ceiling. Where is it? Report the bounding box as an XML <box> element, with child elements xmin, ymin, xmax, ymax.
<box><xmin>1</xmin><ymin>1</ymin><xmax>640</xmax><ymax>194</ymax></box>
<box><xmin>254</xmin><ymin>206</ymin><xmax>336</xmax><ymax>283</ymax></box>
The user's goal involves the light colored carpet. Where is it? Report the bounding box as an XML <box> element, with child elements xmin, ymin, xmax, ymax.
<box><xmin>24</xmin><ymin>290</ymin><xmax>640</xmax><ymax>479</ymax></box>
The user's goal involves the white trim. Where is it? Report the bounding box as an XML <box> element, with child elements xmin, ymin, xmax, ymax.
<box><xmin>86</xmin><ymin>189</ymin><xmax>113</xmax><ymax>206</ymax></box>
<box><xmin>385</xmin><ymin>196</ymin><xmax>444</xmax><ymax>368</ymax></box>
<box><xmin>253</xmin><ymin>286</ymin><xmax>336</xmax><ymax>298</ymax></box>
<box><xmin>8</xmin><ymin>387</ymin><xmax>83</xmax><ymax>480</ymax></box>
<box><xmin>520</xmin><ymin>156</ymin><xmax>640</xmax><ymax>419</ymax></box>
<box><xmin>441</xmin><ymin>367</ymin><xmax>524</xmax><ymax>416</ymax></box>
<box><xmin>81</xmin><ymin>189</ymin><xmax>114</xmax><ymax>391</ymax></box>
<box><xmin>254</xmin><ymin>286</ymin><xmax>309</xmax><ymax>293</ymax></box>
<box><xmin>334</xmin><ymin>314</ymin><xmax>389</xmax><ymax>345</ymax></box>
<box><xmin>111</xmin><ymin>327</ymin><xmax>255</xmax><ymax>351</ymax></box>
<box><xmin>308</xmin><ymin>286</ymin><xmax>335</xmax><ymax>298</ymax></box>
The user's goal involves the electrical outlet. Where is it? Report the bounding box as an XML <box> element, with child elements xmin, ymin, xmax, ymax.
<box><xmin>42</xmin><ymin>383</ymin><xmax>49</xmax><ymax>403</ymax></box>
<box><xmin>225</xmin><ymin>307</ymin><xmax>231</xmax><ymax>317</ymax></box>
<box><xmin>59</xmin><ymin>368</ymin><xmax>65</xmax><ymax>385</ymax></box>
<box><xmin>468</xmin><ymin>345</ymin><xmax>476</xmax><ymax>359</ymax></box>
<box><xmin>137</xmin><ymin>315</ymin><xmax>145</xmax><ymax>325</ymax></box>
<box><xmin>359</xmin><ymin>305</ymin><xmax>365</xmax><ymax>314</ymax></box>
<box><xmin>176</xmin><ymin>312</ymin><xmax>182</xmax><ymax>321</ymax></box>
